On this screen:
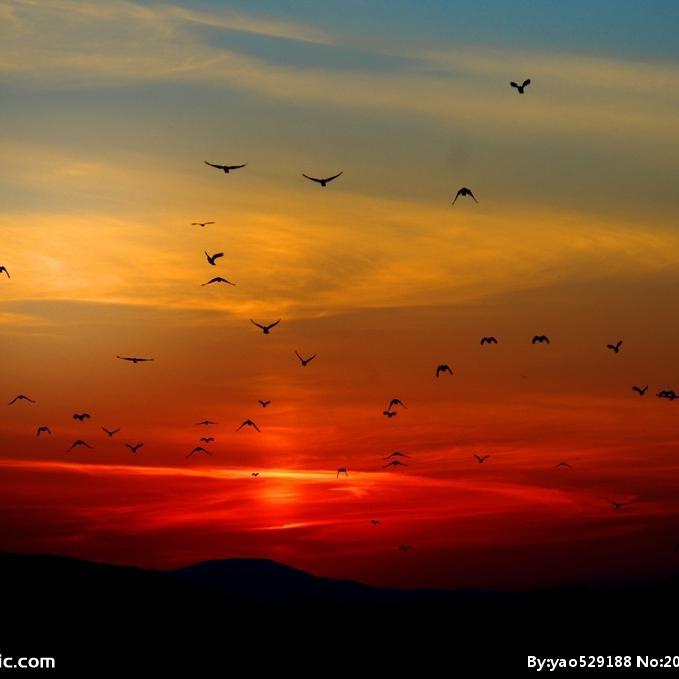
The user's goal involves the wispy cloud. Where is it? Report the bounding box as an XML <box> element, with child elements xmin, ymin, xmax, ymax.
<box><xmin>2</xmin><ymin>0</ymin><xmax>679</xmax><ymax>142</ymax></box>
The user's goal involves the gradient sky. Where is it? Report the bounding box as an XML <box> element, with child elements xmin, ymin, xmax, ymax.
<box><xmin>2</xmin><ymin>0</ymin><xmax>679</xmax><ymax>590</ymax></box>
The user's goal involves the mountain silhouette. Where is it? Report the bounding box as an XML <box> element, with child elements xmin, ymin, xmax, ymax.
<box><xmin>1</xmin><ymin>550</ymin><xmax>677</xmax><ymax>673</ymax></box>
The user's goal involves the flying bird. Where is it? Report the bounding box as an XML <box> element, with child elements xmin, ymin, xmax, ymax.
<box><xmin>8</xmin><ymin>394</ymin><xmax>35</xmax><ymax>405</ymax></box>
<box><xmin>196</xmin><ymin>420</ymin><xmax>218</xmax><ymax>425</ymax></box>
<box><xmin>295</xmin><ymin>351</ymin><xmax>317</xmax><ymax>366</ymax></box>
<box><xmin>452</xmin><ymin>187</ymin><xmax>477</xmax><ymax>205</ymax></box>
<box><xmin>555</xmin><ymin>461</ymin><xmax>572</xmax><ymax>469</ymax></box>
<box><xmin>384</xmin><ymin>460</ymin><xmax>407</xmax><ymax>468</ymax></box>
<box><xmin>370</xmin><ymin>519</ymin><xmax>381</xmax><ymax>525</ymax></box>
<box><xmin>336</xmin><ymin>467</ymin><xmax>348</xmax><ymax>478</ymax></box>
<box><xmin>187</xmin><ymin>446</ymin><xmax>211</xmax><ymax>458</ymax></box>
<box><xmin>302</xmin><ymin>171</ymin><xmax>343</xmax><ymax>187</ymax></box>
<box><xmin>200</xmin><ymin>437</ymin><xmax>214</xmax><ymax>443</ymax></box>
<box><xmin>435</xmin><ymin>364</ymin><xmax>453</xmax><ymax>378</ymax></box>
<box><xmin>67</xmin><ymin>439</ymin><xmax>93</xmax><ymax>451</ymax></box>
<box><xmin>237</xmin><ymin>419</ymin><xmax>260</xmax><ymax>432</ymax></box>
<box><xmin>191</xmin><ymin>221</ymin><xmax>214</xmax><ymax>228</ymax></box>
<box><xmin>126</xmin><ymin>443</ymin><xmax>143</xmax><ymax>453</ymax></box>
<box><xmin>73</xmin><ymin>413</ymin><xmax>91</xmax><ymax>421</ymax></box>
<box><xmin>474</xmin><ymin>454</ymin><xmax>491</xmax><ymax>464</ymax></box>
<box><xmin>632</xmin><ymin>385</ymin><xmax>648</xmax><ymax>396</ymax></box>
<box><xmin>251</xmin><ymin>319</ymin><xmax>281</xmax><ymax>334</ymax></box>
<box><xmin>510</xmin><ymin>78</ymin><xmax>531</xmax><ymax>94</ymax></box>
<box><xmin>383</xmin><ymin>410</ymin><xmax>397</xmax><ymax>418</ymax></box>
<box><xmin>258</xmin><ymin>400</ymin><xmax>271</xmax><ymax>408</ymax></box>
<box><xmin>606</xmin><ymin>498</ymin><xmax>635</xmax><ymax>510</ymax></box>
<box><xmin>102</xmin><ymin>427</ymin><xmax>120</xmax><ymax>437</ymax></box>
<box><xmin>204</xmin><ymin>251</ymin><xmax>224</xmax><ymax>266</ymax></box>
<box><xmin>384</xmin><ymin>451</ymin><xmax>410</xmax><ymax>459</ymax></box>
<box><xmin>399</xmin><ymin>545</ymin><xmax>413</xmax><ymax>552</ymax></box>
<box><xmin>116</xmin><ymin>356</ymin><xmax>154</xmax><ymax>363</ymax></box>
<box><xmin>480</xmin><ymin>336</ymin><xmax>498</xmax><ymax>345</ymax></box>
<box><xmin>387</xmin><ymin>399</ymin><xmax>406</xmax><ymax>410</ymax></box>
<box><xmin>657</xmin><ymin>390</ymin><xmax>677</xmax><ymax>401</ymax></box>
<box><xmin>204</xmin><ymin>161</ymin><xmax>246</xmax><ymax>174</ymax></box>
<box><xmin>251</xmin><ymin>472</ymin><xmax>260</xmax><ymax>477</ymax></box>
<box><xmin>0</xmin><ymin>266</ymin><xmax>9</xmax><ymax>278</ymax></box>
<box><xmin>36</xmin><ymin>426</ymin><xmax>52</xmax><ymax>437</ymax></box>
<box><xmin>607</xmin><ymin>340</ymin><xmax>623</xmax><ymax>354</ymax></box>
<box><xmin>532</xmin><ymin>335</ymin><xmax>550</xmax><ymax>344</ymax></box>
<box><xmin>201</xmin><ymin>277</ymin><xmax>235</xmax><ymax>286</ymax></box>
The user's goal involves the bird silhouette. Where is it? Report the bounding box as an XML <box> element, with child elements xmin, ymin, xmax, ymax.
<box><xmin>8</xmin><ymin>394</ymin><xmax>35</xmax><ymax>405</ymax></box>
<box><xmin>187</xmin><ymin>446</ymin><xmax>211</xmax><ymax>458</ymax></box>
<box><xmin>452</xmin><ymin>187</ymin><xmax>477</xmax><ymax>205</ymax></box>
<box><xmin>204</xmin><ymin>161</ymin><xmax>246</xmax><ymax>173</ymax></box>
<box><xmin>258</xmin><ymin>400</ymin><xmax>271</xmax><ymax>408</ymax></box>
<box><xmin>532</xmin><ymin>335</ymin><xmax>550</xmax><ymax>344</ymax></box>
<box><xmin>387</xmin><ymin>399</ymin><xmax>406</xmax><ymax>410</ymax></box>
<box><xmin>201</xmin><ymin>277</ymin><xmax>235</xmax><ymax>286</ymax></box>
<box><xmin>237</xmin><ymin>419</ymin><xmax>260</xmax><ymax>432</ymax></box>
<box><xmin>102</xmin><ymin>427</ymin><xmax>120</xmax><ymax>437</ymax></box>
<box><xmin>606</xmin><ymin>498</ymin><xmax>635</xmax><ymax>510</ymax></box>
<box><xmin>480</xmin><ymin>336</ymin><xmax>498</xmax><ymax>345</ymax></box>
<box><xmin>607</xmin><ymin>340</ymin><xmax>622</xmax><ymax>354</ymax></box>
<box><xmin>510</xmin><ymin>78</ymin><xmax>531</xmax><ymax>94</ymax></box>
<box><xmin>251</xmin><ymin>472</ymin><xmax>260</xmax><ymax>477</ymax></box>
<box><xmin>336</xmin><ymin>467</ymin><xmax>348</xmax><ymax>478</ymax></box>
<box><xmin>191</xmin><ymin>221</ymin><xmax>214</xmax><ymax>228</ymax></box>
<box><xmin>251</xmin><ymin>319</ymin><xmax>281</xmax><ymax>334</ymax></box>
<box><xmin>399</xmin><ymin>545</ymin><xmax>413</xmax><ymax>552</ymax></box>
<box><xmin>73</xmin><ymin>413</ymin><xmax>91</xmax><ymax>421</ymax></box>
<box><xmin>126</xmin><ymin>443</ymin><xmax>143</xmax><ymax>453</ymax></box>
<box><xmin>435</xmin><ymin>364</ymin><xmax>453</xmax><ymax>378</ymax></box>
<box><xmin>67</xmin><ymin>439</ymin><xmax>93</xmax><ymax>451</ymax></box>
<box><xmin>200</xmin><ymin>437</ymin><xmax>214</xmax><ymax>443</ymax></box>
<box><xmin>555</xmin><ymin>461</ymin><xmax>571</xmax><ymax>469</ymax></box>
<box><xmin>302</xmin><ymin>171</ymin><xmax>343</xmax><ymax>187</ymax></box>
<box><xmin>116</xmin><ymin>356</ymin><xmax>154</xmax><ymax>363</ymax></box>
<box><xmin>0</xmin><ymin>266</ymin><xmax>9</xmax><ymax>278</ymax></box>
<box><xmin>384</xmin><ymin>451</ymin><xmax>410</xmax><ymax>459</ymax></box>
<box><xmin>370</xmin><ymin>519</ymin><xmax>381</xmax><ymax>525</ymax></box>
<box><xmin>383</xmin><ymin>410</ymin><xmax>397</xmax><ymax>418</ymax></box>
<box><xmin>384</xmin><ymin>460</ymin><xmax>407</xmax><ymax>468</ymax></box>
<box><xmin>632</xmin><ymin>385</ymin><xmax>648</xmax><ymax>396</ymax></box>
<box><xmin>474</xmin><ymin>454</ymin><xmax>490</xmax><ymax>464</ymax></box>
<box><xmin>657</xmin><ymin>390</ymin><xmax>677</xmax><ymax>401</ymax></box>
<box><xmin>204</xmin><ymin>251</ymin><xmax>224</xmax><ymax>266</ymax></box>
<box><xmin>196</xmin><ymin>420</ymin><xmax>218</xmax><ymax>425</ymax></box>
<box><xmin>36</xmin><ymin>426</ymin><xmax>52</xmax><ymax>436</ymax></box>
<box><xmin>295</xmin><ymin>351</ymin><xmax>317</xmax><ymax>366</ymax></box>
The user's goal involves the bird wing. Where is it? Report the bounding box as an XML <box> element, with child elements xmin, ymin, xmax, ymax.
<box><xmin>212</xmin><ymin>253</ymin><xmax>224</xmax><ymax>260</ymax></box>
<box><xmin>227</xmin><ymin>164</ymin><xmax>247</xmax><ymax>170</ymax></box>
<box><xmin>267</xmin><ymin>319</ymin><xmax>281</xmax><ymax>329</ymax></box>
<box><xmin>302</xmin><ymin>174</ymin><xmax>322</xmax><ymax>183</ymax></box>
<box><xmin>324</xmin><ymin>172</ymin><xmax>343</xmax><ymax>182</ymax></box>
<box><xmin>295</xmin><ymin>350</ymin><xmax>304</xmax><ymax>362</ymax></box>
<box><xmin>468</xmin><ymin>190</ymin><xmax>478</xmax><ymax>202</ymax></box>
<box><xmin>522</xmin><ymin>79</ymin><xmax>531</xmax><ymax>87</ymax></box>
<box><xmin>250</xmin><ymin>319</ymin><xmax>265</xmax><ymax>330</ymax></box>
<box><xmin>205</xmin><ymin>161</ymin><xmax>225</xmax><ymax>170</ymax></box>
<box><xmin>253</xmin><ymin>422</ymin><xmax>261</xmax><ymax>432</ymax></box>
<box><xmin>307</xmin><ymin>354</ymin><xmax>317</xmax><ymax>362</ymax></box>
<box><xmin>236</xmin><ymin>422</ymin><xmax>245</xmax><ymax>431</ymax></box>
<box><xmin>510</xmin><ymin>81</ymin><xmax>519</xmax><ymax>88</ymax></box>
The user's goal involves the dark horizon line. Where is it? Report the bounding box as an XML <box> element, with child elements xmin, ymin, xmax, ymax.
<box><xmin>2</xmin><ymin>547</ymin><xmax>676</xmax><ymax>597</ymax></box>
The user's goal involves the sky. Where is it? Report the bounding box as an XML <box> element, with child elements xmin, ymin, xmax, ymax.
<box><xmin>2</xmin><ymin>0</ymin><xmax>679</xmax><ymax>590</ymax></box>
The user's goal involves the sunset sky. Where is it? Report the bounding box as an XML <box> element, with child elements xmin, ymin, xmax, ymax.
<box><xmin>2</xmin><ymin>0</ymin><xmax>679</xmax><ymax>590</ymax></box>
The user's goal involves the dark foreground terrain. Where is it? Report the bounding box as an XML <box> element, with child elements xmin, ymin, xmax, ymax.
<box><xmin>0</xmin><ymin>551</ymin><xmax>676</xmax><ymax>675</ymax></box>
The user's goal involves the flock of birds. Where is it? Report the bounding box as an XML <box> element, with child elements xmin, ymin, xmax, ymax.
<box><xmin>2</xmin><ymin>76</ymin><xmax>672</xmax><ymax>553</ymax></box>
